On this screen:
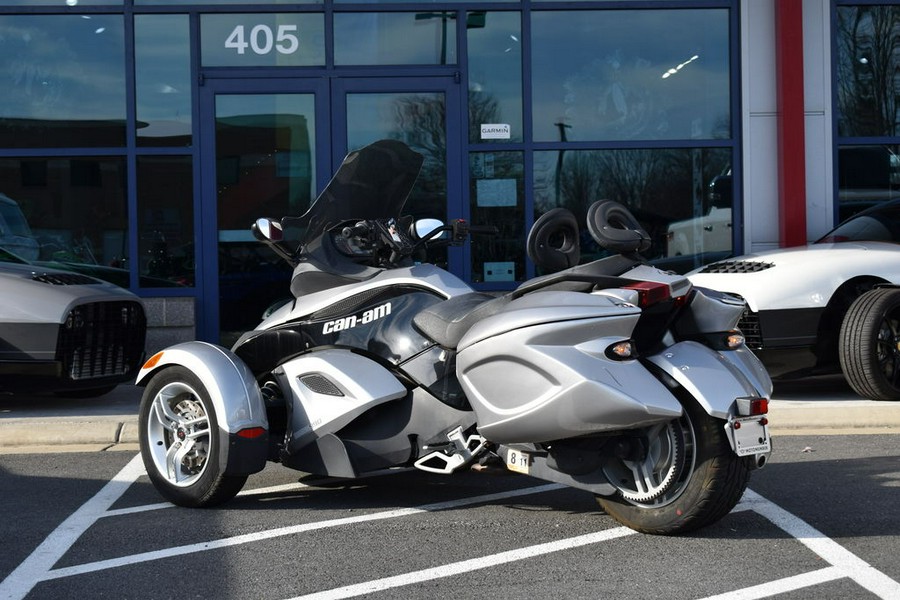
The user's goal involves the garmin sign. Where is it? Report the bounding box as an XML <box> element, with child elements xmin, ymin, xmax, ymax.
<box><xmin>480</xmin><ymin>124</ymin><xmax>511</xmax><ymax>140</ymax></box>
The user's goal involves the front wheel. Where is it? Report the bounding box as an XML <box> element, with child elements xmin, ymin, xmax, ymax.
<box><xmin>139</xmin><ymin>366</ymin><xmax>247</xmax><ymax>507</ymax></box>
<box><xmin>597</xmin><ymin>399</ymin><xmax>751</xmax><ymax>535</ymax></box>
<box><xmin>839</xmin><ymin>288</ymin><xmax>900</xmax><ymax>401</ymax></box>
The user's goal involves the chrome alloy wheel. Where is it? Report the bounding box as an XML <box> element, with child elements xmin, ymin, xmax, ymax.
<box><xmin>145</xmin><ymin>381</ymin><xmax>212</xmax><ymax>487</ymax></box>
<box><xmin>873</xmin><ymin>309</ymin><xmax>900</xmax><ymax>384</ymax></box>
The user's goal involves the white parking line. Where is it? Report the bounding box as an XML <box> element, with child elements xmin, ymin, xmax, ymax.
<box><xmin>2</xmin><ymin>455</ymin><xmax>899</xmax><ymax>600</ymax></box>
<box><xmin>699</xmin><ymin>567</ymin><xmax>846</xmax><ymax>600</ymax></box>
<box><xmin>288</xmin><ymin>527</ymin><xmax>638</xmax><ymax>600</ymax></box>
<box><xmin>0</xmin><ymin>453</ymin><xmax>145</xmax><ymax>600</ymax></box>
<box><xmin>730</xmin><ymin>490</ymin><xmax>900</xmax><ymax>599</ymax></box>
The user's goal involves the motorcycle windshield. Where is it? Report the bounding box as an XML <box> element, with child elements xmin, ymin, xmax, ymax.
<box><xmin>291</xmin><ymin>139</ymin><xmax>425</xmax><ymax>247</ymax></box>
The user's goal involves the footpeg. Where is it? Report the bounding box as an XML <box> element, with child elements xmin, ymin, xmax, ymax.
<box><xmin>414</xmin><ymin>426</ymin><xmax>488</xmax><ymax>474</ymax></box>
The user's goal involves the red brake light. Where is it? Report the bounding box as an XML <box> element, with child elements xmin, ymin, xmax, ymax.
<box><xmin>623</xmin><ymin>281</ymin><xmax>671</xmax><ymax>307</ymax></box>
<box><xmin>750</xmin><ymin>398</ymin><xmax>769</xmax><ymax>415</ymax></box>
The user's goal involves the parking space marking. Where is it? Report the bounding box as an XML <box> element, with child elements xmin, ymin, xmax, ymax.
<box><xmin>289</xmin><ymin>527</ymin><xmax>638</xmax><ymax>600</ymax></box>
<box><xmin>2</xmin><ymin>455</ymin><xmax>899</xmax><ymax>600</ymax></box>
<box><xmin>734</xmin><ymin>490</ymin><xmax>900</xmax><ymax>599</ymax></box>
<box><xmin>39</xmin><ymin>480</ymin><xmax>567</xmax><ymax>582</ymax></box>
<box><xmin>699</xmin><ymin>567</ymin><xmax>845</xmax><ymax>600</ymax></box>
<box><xmin>0</xmin><ymin>453</ymin><xmax>145</xmax><ymax>600</ymax></box>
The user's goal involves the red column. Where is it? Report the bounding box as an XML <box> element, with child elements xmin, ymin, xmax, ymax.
<box><xmin>775</xmin><ymin>0</ymin><xmax>807</xmax><ymax>246</ymax></box>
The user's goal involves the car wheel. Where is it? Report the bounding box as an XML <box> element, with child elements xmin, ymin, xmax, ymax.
<box><xmin>839</xmin><ymin>288</ymin><xmax>900</xmax><ymax>401</ymax></box>
<box><xmin>139</xmin><ymin>366</ymin><xmax>247</xmax><ymax>506</ymax></box>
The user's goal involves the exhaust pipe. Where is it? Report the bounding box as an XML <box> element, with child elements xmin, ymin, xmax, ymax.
<box><xmin>748</xmin><ymin>453</ymin><xmax>768</xmax><ymax>470</ymax></box>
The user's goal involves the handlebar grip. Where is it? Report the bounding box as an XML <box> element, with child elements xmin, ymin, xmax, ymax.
<box><xmin>468</xmin><ymin>225</ymin><xmax>500</xmax><ymax>235</ymax></box>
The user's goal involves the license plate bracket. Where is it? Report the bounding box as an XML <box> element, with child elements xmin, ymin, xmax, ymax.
<box><xmin>730</xmin><ymin>417</ymin><xmax>771</xmax><ymax>456</ymax></box>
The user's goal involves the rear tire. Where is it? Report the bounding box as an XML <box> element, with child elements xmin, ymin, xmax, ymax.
<box><xmin>139</xmin><ymin>366</ymin><xmax>247</xmax><ymax>507</ymax></box>
<box><xmin>597</xmin><ymin>399</ymin><xmax>751</xmax><ymax>535</ymax></box>
<box><xmin>839</xmin><ymin>288</ymin><xmax>900</xmax><ymax>401</ymax></box>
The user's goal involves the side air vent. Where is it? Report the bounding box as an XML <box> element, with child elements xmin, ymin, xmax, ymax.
<box><xmin>33</xmin><ymin>272</ymin><xmax>101</xmax><ymax>285</ymax></box>
<box><xmin>299</xmin><ymin>373</ymin><xmax>344</xmax><ymax>396</ymax></box>
<box><xmin>737</xmin><ymin>308</ymin><xmax>763</xmax><ymax>349</ymax></box>
<box><xmin>697</xmin><ymin>260</ymin><xmax>774</xmax><ymax>274</ymax></box>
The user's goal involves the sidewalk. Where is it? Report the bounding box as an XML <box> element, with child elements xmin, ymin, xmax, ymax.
<box><xmin>1</xmin><ymin>376</ymin><xmax>899</xmax><ymax>452</ymax></box>
<box><xmin>0</xmin><ymin>384</ymin><xmax>143</xmax><ymax>452</ymax></box>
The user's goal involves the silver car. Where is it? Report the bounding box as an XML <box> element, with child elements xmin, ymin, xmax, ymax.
<box><xmin>0</xmin><ymin>247</ymin><xmax>146</xmax><ymax>397</ymax></box>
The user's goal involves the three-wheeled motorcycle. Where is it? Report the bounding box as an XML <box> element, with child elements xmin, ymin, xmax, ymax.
<box><xmin>136</xmin><ymin>139</ymin><xmax>771</xmax><ymax>535</ymax></box>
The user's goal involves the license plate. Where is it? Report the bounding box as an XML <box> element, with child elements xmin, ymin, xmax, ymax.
<box><xmin>731</xmin><ymin>417</ymin><xmax>771</xmax><ymax>456</ymax></box>
<box><xmin>506</xmin><ymin>449</ymin><xmax>531</xmax><ymax>474</ymax></box>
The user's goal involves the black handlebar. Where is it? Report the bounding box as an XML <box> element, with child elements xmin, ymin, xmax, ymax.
<box><xmin>450</xmin><ymin>219</ymin><xmax>498</xmax><ymax>242</ymax></box>
<box><xmin>341</xmin><ymin>221</ymin><xmax>371</xmax><ymax>239</ymax></box>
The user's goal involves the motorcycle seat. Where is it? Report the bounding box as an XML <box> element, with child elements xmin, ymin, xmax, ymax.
<box><xmin>413</xmin><ymin>292</ymin><xmax>510</xmax><ymax>349</ymax></box>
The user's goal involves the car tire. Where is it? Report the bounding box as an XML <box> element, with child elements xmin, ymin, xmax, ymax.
<box><xmin>839</xmin><ymin>288</ymin><xmax>900</xmax><ymax>401</ymax></box>
<box><xmin>139</xmin><ymin>366</ymin><xmax>248</xmax><ymax>506</ymax></box>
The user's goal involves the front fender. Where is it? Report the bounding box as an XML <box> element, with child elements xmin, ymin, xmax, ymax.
<box><xmin>646</xmin><ymin>341</ymin><xmax>772</xmax><ymax>419</ymax></box>
<box><xmin>137</xmin><ymin>341</ymin><xmax>267</xmax><ymax>434</ymax></box>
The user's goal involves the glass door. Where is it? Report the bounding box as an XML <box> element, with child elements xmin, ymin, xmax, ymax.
<box><xmin>199</xmin><ymin>78</ymin><xmax>328</xmax><ymax>345</ymax></box>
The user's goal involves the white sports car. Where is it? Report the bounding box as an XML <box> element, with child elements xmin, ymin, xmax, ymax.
<box><xmin>0</xmin><ymin>247</ymin><xmax>147</xmax><ymax>397</ymax></box>
<box><xmin>687</xmin><ymin>200</ymin><xmax>900</xmax><ymax>401</ymax></box>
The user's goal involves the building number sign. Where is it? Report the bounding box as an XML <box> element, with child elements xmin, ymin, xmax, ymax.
<box><xmin>202</xmin><ymin>14</ymin><xmax>325</xmax><ymax>67</ymax></box>
<box><xmin>224</xmin><ymin>25</ymin><xmax>300</xmax><ymax>56</ymax></box>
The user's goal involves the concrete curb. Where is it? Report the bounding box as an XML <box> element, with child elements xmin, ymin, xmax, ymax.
<box><xmin>0</xmin><ymin>416</ymin><xmax>139</xmax><ymax>447</ymax></box>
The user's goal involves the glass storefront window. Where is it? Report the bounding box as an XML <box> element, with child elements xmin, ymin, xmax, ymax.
<box><xmin>138</xmin><ymin>156</ymin><xmax>194</xmax><ymax>288</ymax></box>
<box><xmin>201</xmin><ymin>14</ymin><xmax>325</xmax><ymax>67</ymax></box>
<box><xmin>836</xmin><ymin>6</ymin><xmax>900</xmax><ymax>137</ymax></box>
<box><xmin>0</xmin><ymin>15</ymin><xmax>126</xmax><ymax>148</ymax></box>
<box><xmin>135</xmin><ymin>15</ymin><xmax>192</xmax><ymax>148</ymax></box>
<box><xmin>837</xmin><ymin>145</ymin><xmax>900</xmax><ymax>220</ymax></box>
<box><xmin>0</xmin><ymin>157</ymin><xmax>130</xmax><ymax>285</ymax></box>
<box><xmin>534</xmin><ymin>147</ymin><xmax>732</xmax><ymax>273</ymax></box>
<box><xmin>215</xmin><ymin>93</ymin><xmax>316</xmax><ymax>343</ymax></box>
<box><xmin>470</xmin><ymin>151</ymin><xmax>524</xmax><ymax>282</ymax></box>
<box><xmin>531</xmin><ymin>9</ymin><xmax>730</xmax><ymax>142</ymax></box>
<box><xmin>467</xmin><ymin>11</ymin><xmax>523</xmax><ymax>144</ymax></box>
<box><xmin>334</xmin><ymin>12</ymin><xmax>457</xmax><ymax>65</ymax></box>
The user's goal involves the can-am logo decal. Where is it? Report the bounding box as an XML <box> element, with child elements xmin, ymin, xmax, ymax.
<box><xmin>322</xmin><ymin>302</ymin><xmax>392</xmax><ymax>334</ymax></box>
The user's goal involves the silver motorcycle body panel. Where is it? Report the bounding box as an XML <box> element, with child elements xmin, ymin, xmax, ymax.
<box><xmin>273</xmin><ymin>348</ymin><xmax>407</xmax><ymax>449</ymax></box>
<box><xmin>135</xmin><ymin>341</ymin><xmax>268</xmax><ymax>433</ymax></box>
<box><xmin>646</xmin><ymin>341</ymin><xmax>773</xmax><ymax>419</ymax></box>
<box><xmin>457</xmin><ymin>291</ymin><xmax>684</xmax><ymax>444</ymax></box>
<box><xmin>259</xmin><ymin>263</ymin><xmax>472</xmax><ymax>329</ymax></box>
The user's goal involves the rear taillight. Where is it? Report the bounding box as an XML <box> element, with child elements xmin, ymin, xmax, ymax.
<box><xmin>737</xmin><ymin>397</ymin><xmax>769</xmax><ymax>416</ymax></box>
<box><xmin>623</xmin><ymin>281</ymin><xmax>670</xmax><ymax>307</ymax></box>
<box><xmin>623</xmin><ymin>281</ymin><xmax>687</xmax><ymax>308</ymax></box>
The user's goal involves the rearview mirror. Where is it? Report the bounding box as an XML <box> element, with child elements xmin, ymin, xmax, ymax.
<box><xmin>413</xmin><ymin>218</ymin><xmax>445</xmax><ymax>240</ymax></box>
<box><xmin>252</xmin><ymin>218</ymin><xmax>284</xmax><ymax>242</ymax></box>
